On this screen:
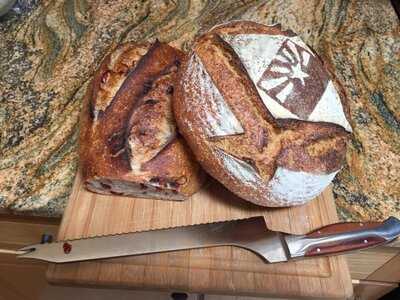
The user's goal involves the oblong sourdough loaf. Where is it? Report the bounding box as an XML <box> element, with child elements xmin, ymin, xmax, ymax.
<box><xmin>174</xmin><ymin>21</ymin><xmax>352</xmax><ymax>207</ymax></box>
<box><xmin>80</xmin><ymin>41</ymin><xmax>205</xmax><ymax>200</ymax></box>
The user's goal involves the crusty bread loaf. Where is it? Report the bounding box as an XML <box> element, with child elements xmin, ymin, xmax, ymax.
<box><xmin>80</xmin><ymin>41</ymin><xmax>205</xmax><ymax>200</ymax></box>
<box><xmin>174</xmin><ymin>21</ymin><xmax>352</xmax><ymax>207</ymax></box>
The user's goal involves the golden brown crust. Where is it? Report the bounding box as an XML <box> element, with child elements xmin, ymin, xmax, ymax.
<box><xmin>80</xmin><ymin>41</ymin><xmax>205</xmax><ymax>199</ymax></box>
<box><xmin>276</xmin><ymin>120</ymin><xmax>348</xmax><ymax>173</ymax></box>
<box><xmin>126</xmin><ymin>73</ymin><xmax>177</xmax><ymax>171</ymax></box>
<box><xmin>173</xmin><ymin>21</ymin><xmax>351</xmax><ymax>206</ymax></box>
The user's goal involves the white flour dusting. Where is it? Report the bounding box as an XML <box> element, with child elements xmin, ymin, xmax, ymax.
<box><xmin>178</xmin><ymin>27</ymin><xmax>350</xmax><ymax>206</ymax></box>
<box><xmin>217</xmin><ymin>149</ymin><xmax>261</xmax><ymax>186</ymax></box>
<box><xmin>276</xmin><ymin>82</ymin><xmax>294</xmax><ymax>103</ymax></box>
<box><xmin>259</xmin><ymin>76</ymin><xmax>287</xmax><ymax>90</ymax></box>
<box><xmin>257</xmin><ymin>88</ymin><xmax>299</xmax><ymax>119</ymax></box>
<box><xmin>221</xmin><ymin>33</ymin><xmax>351</xmax><ymax>132</ymax></box>
<box><xmin>220</xmin><ymin>33</ymin><xmax>303</xmax><ymax>120</ymax></box>
<box><xmin>268</xmin><ymin>167</ymin><xmax>339</xmax><ymax>203</ymax></box>
<box><xmin>308</xmin><ymin>81</ymin><xmax>352</xmax><ymax>132</ymax></box>
<box><xmin>301</xmin><ymin>50</ymin><xmax>311</xmax><ymax>66</ymax></box>
<box><xmin>183</xmin><ymin>54</ymin><xmax>244</xmax><ymax>137</ymax></box>
<box><xmin>221</xmin><ymin>34</ymin><xmax>286</xmax><ymax>83</ymax></box>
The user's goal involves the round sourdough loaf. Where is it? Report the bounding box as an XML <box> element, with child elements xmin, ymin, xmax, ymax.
<box><xmin>173</xmin><ymin>21</ymin><xmax>352</xmax><ymax>207</ymax></box>
<box><xmin>80</xmin><ymin>41</ymin><xmax>205</xmax><ymax>200</ymax></box>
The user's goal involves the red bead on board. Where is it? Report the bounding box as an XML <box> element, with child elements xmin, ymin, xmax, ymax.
<box><xmin>63</xmin><ymin>242</ymin><xmax>72</xmax><ymax>254</ymax></box>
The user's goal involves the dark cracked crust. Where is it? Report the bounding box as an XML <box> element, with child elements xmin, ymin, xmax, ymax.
<box><xmin>173</xmin><ymin>21</ymin><xmax>351</xmax><ymax>207</ymax></box>
<box><xmin>80</xmin><ymin>41</ymin><xmax>205</xmax><ymax>200</ymax></box>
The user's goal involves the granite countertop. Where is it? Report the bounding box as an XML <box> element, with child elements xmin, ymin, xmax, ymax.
<box><xmin>0</xmin><ymin>0</ymin><xmax>399</xmax><ymax>220</ymax></box>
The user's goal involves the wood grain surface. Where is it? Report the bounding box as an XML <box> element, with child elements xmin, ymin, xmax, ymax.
<box><xmin>47</xmin><ymin>172</ymin><xmax>353</xmax><ymax>299</ymax></box>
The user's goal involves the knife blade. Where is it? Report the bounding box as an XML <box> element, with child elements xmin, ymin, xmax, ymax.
<box><xmin>16</xmin><ymin>216</ymin><xmax>400</xmax><ymax>263</ymax></box>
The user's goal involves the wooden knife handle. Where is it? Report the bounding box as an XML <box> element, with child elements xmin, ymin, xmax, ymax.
<box><xmin>286</xmin><ymin>217</ymin><xmax>400</xmax><ymax>259</ymax></box>
<box><xmin>304</xmin><ymin>217</ymin><xmax>400</xmax><ymax>257</ymax></box>
<box><xmin>304</xmin><ymin>234</ymin><xmax>386</xmax><ymax>257</ymax></box>
<box><xmin>305</xmin><ymin>221</ymin><xmax>384</xmax><ymax>256</ymax></box>
<box><xmin>306</xmin><ymin>221</ymin><xmax>382</xmax><ymax>238</ymax></box>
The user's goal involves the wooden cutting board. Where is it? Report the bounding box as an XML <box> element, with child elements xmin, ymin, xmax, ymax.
<box><xmin>47</xmin><ymin>172</ymin><xmax>353</xmax><ymax>299</ymax></box>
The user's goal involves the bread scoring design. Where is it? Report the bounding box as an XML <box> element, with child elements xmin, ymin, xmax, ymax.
<box><xmin>183</xmin><ymin>54</ymin><xmax>244</xmax><ymax>137</ymax></box>
<box><xmin>216</xmin><ymin>149</ymin><xmax>262</xmax><ymax>185</ymax></box>
<box><xmin>174</xmin><ymin>21</ymin><xmax>352</xmax><ymax>207</ymax></box>
<box><xmin>127</xmin><ymin>74</ymin><xmax>177</xmax><ymax>171</ymax></box>
<box><xmin>91</xmin><ymin>44</ymin><xmax>149</xmax><ymax>120</ymax></box>
<box><xmin>307</xmin><ymin>81</ymin><xmax>353</xmax><ymax>132</ymax></box>
<box><xmin>258</xmin><ymin>38</ymin><xmax>326</xmax><ymax>118</ymax></box>
<box><xmin>80</xmin><ymin>41</ymin><xmax>204</xmax><ymax>201</ymax></box>
<box><xmin>220</xmin><ymin>32</ymin><xmax>352</xmax><ymax>132</ymax></box>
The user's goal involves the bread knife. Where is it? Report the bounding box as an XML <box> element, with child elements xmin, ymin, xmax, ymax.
<box><xmin>15</xmin><ymin>216</ymin><xmax>400</xmax><ymax>263</ymax></box>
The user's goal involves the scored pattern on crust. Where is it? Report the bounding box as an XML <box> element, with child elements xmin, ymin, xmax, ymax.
<box><xmin>178</xmin><ymin>27</ymin><xmax>351</xmax><ymax>206</ymax></box>
<box><xmin>92</xmin><ymin>44</ymin><xmax>150</xmax><ymax>120</ymax></box>
<box><xmin>184</xmin><ymin>54</ymin><xmax>244</xmax><ymax>137</ymax></box>
<box><xmin>216</xmin><ymin>148</ymin><xmax>262</xmax><ymax>185</ymax></box>
<box><xmin>258</xmin><ymin>38</ymin><xmax>324</xmax><ymax>118</ymax></box>
<box><xmin>127</xmin><ymin>74</ymin><xmax>177</xmax><ymax>172</ymax></box>
<box><xmin>216</xmin><ymin>147</ymin><xmax>340</xmax><ymax>206</ymax></box>
<box><xmin>83</xmin><ymin>42</ymin><xmax>206</xmax><ymax>199</ymax></box>
<box><xmin>220</xmin><ymin>33</ymin><xmax>352</xmax><ymax>132</ymax></box>
<box><xmin>308</xmin><ymin>81</ymin><xmax>352</xmax><ymax>132</ymax></box>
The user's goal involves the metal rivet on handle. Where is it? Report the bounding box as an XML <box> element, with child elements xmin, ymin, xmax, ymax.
<box><xmin>316</xmin><ymin>248</ymin><xmax>321</xmax><ymax>253</ymax></box>
<box><xmin>363</xmin><ymin>239</ymin><xmax>368</xmax><ymax>244</ymax></box>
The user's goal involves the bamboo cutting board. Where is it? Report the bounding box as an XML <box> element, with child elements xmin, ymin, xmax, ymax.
<box><xmin>47</xmin><ymin>172</ymin><xmax>353</xmax><ymax>299</ymax></box>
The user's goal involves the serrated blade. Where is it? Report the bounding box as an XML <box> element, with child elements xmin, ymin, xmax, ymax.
<box><xmin>17</xmin><ymin>217</ymin><xmax>290</xmax><ymax>263</ymax></box>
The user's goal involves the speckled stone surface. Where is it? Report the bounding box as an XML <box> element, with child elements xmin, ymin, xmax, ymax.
<box><xmin>0</xmin><ymin>0</ymin><xmax>399</xmax><ymax>220</ymax></box>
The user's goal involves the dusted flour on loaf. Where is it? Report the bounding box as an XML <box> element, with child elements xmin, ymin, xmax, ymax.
<box><xmin>267</xmin><ymin>167</ymin><xmax>340</xmax><ymax>205</ymax></box>
<box><xmin>184</xmin><ymin>54</ymin><xmax>244</xmax><ymax>137</ymax></box>
<box><xmin>220</xmin><ymin>32</ymin><xmax>352</xmax><ymax>132</ymax></box>
<box><xmin>174</xmin><ymin>21</ymin><xmax>351</xmax><ymax>207</ymax></box>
